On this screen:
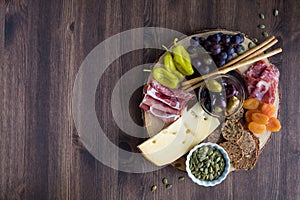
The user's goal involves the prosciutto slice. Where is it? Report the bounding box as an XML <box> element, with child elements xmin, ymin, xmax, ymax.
<box><xmin>150</xmin><ymin>80</ymin><xmax>194</xmax><ymax>100</ymax></box>
<box><xmin>140</xmin><ymin>79</ymin><xmax>195</xmax><ymax>123</ymax></box>
<box><xmin>141</xmin><ymin>95</ymin><xmax>181</xmax><ymax>115</ymax></box>
<box><xmin>145</xmin><ymin>84</ymin><xmax>184</xmax><ymax>110</ymax></box>
<box><xmin>245</xmin><ymin>60</ymin><xmax>280</xmax><ymax>104</ymax></box>
<box><xmin>140</xmin><ymin>104</ymin><xmax>179</xmax><ymax>123</ymax></box>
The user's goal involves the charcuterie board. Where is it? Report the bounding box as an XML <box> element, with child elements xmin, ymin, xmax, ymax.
<box><xmin>139</xmin><ymin>29</ymin><xmax>281</xmax><ymax>175</ymax></box>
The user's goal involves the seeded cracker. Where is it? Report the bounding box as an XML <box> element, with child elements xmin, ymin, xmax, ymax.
<box><xmin>237</xmin><ymin>131</ymin><xmax>256</xmax><ymax>157</ymax></box>
<box><xmin>219</xmin><ymin>141</ymin><xmax>244</xmax><ymax>162</ymax></box>
<box><xmin>234</xmin><ymin>134</ymin><xmax>260</xmax><ymax>170</ymax></box>
<box><xmin>227</xmin><ymin>108</ymin><xmax>244</xmax><ymax>121</ymax></box>
<box><xmin>221</xmin><ymin>120</ymin><xmax>244</xmax><ymax>141</ymax></box>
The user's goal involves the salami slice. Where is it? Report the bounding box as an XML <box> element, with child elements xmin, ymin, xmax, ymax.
<box><xmin>245</xmin><ymin>61</ymin><xmax>279</xmax><ymax>104</ymax></box>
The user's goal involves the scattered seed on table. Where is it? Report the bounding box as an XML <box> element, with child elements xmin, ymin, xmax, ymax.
<box><xmin>166</xmin><ymin>184</ymin><xmax>172</xmax><ymax>189</ymax></box>
<box><xmin>178</xmin><ymin>176</ymin><xmax>185</xmax><ymax>181</ymax></box>
<box><xmin>258</xmin><ymin>24</ymin><xmax>265</xmax><ymax>29</ymax></box>
<box><xmin>262</xmin><ymin>31</ymin><xmax>269</xmax><ymax>37</ymax></box>
<box><xmin>162</xmin><ymin>177</ymin><xmax>168</xmax><ymax>185</ymax></box>
<box><xmin>274</xmin><ymin>9</ymin><xmax>279</xmax><ymax>16</ymax></box>
<box><xmin>151</xmin><ymin>185</ymin><xmax>157</xmax><ymax>192</ymax></box>
<box><xmin>253</xmin><ymin>38</ymin><xmax>258</xmax><ymax>43</ymax></box>
<box><xmin>259</xmin><ymin>13</ymin><xmax>265</xmax><ymax>19</ymax></box>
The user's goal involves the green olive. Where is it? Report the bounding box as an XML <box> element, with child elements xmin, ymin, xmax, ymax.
<box><xmin>227</xmin><ymin>96</ymin><xmax>240</xmax><ymax>114</ymax></box>
<box><xmin>206</xmin><ymin>79</ymin><xmax>222</xmax><ymax>93</ymax></box>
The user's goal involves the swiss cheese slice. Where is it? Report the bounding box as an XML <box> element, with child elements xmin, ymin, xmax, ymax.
<box><xmin>138</xmin><ymin>103</ymin><xmax>220</xmax><ymax>166</ymax></box>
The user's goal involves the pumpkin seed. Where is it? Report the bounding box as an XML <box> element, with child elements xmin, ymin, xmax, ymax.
<box><xmin>209</xmin><ymin>174</ymin><xmax>214</xmax><ymax>181</ymax></box>
<box><xmin>259</xmin><ymin>13</ymin><xmax>265</xmax><ymax>19</ymax></box>
<box><xmin>166</xmin><ymin>184</ymin><xmax>172</xmax><ymax>189</ymax></box>
<box><xmin>274</xmin><ymin>9</ymin><xmax>279</xmax><ymax>16</ymax></box>
<box><xmin>258</xmin><ymin>24</ymin><xmax>265</xmax><ymax>29</ymax></box>
<box><xmin>178</xmin><ymin>176</ymin><xmax>185</xmax><ymax>181</ymax></box>
<box><xmin>151</xmin><ymin>185</ymin><xmax>157</xmax><ymax>192</ymax></box>
<box><xmin>162</xmin><ymin>178</ymin><xmax>168</xmax><ymax>185</ymax></box>
<box><xmin>253</xmin><ymin>38</ymin><xmax>258</xmax><ymax>43</ymax></box>
<box><xmin>204</xmin><ymin>168</ymin><xmax>208</xmax><ymax>174</ymax></box>
<box><xmin>262</xmin><ymin>32</ymin><xmax>269</xmax><ymax>38</ymax></box>
<box><xmin>174</xmin><ymin>163</ymin><xmax>182</xmax><ymax>169</ymax></box>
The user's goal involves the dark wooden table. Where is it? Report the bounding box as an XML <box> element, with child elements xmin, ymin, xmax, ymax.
<box><xmin>1</xmin><ymin>0</ymin><xmax>299</xmax><ymax>199</ymax></box>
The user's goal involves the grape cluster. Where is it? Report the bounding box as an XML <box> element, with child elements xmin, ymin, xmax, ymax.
<box><xmin>189</xmin><ymin>33</ymin><xmax>245</xmax><ymax>68</ymax></box>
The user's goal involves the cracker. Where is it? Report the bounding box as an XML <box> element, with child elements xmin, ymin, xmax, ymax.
<box><xmin>227</xmin><ymin>108</ymin><xmax>245</xmax><ymax>121</ymax></box>
<box><xmin>219</xmin><ymin>141</ymin><xmax>244</xmax><ymax>162</ymax></box>
<box><xmin>234</xmin><ymin>134</ymin><xmax>260</xmax><ymax>170</ymax></box>
<box><xmin>221</xmin><ymin>120</ymin><xmax>244</xmax><ymax>141</ymax></box>
<box><xmin>237</xmin><ymin>131</ymin><xmax>256</xmax><ymax>157</ymax></box>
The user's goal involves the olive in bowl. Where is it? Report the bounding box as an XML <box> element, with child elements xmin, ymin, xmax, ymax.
<box><xmin>198</xmin><ymin>74</ymin><xmax>245</xmax><ymax>118</ymax></box>
<box><xmin>185</xmin><ymin>143</ymin><xmax>230</xmax><ymax>187</ymax></box>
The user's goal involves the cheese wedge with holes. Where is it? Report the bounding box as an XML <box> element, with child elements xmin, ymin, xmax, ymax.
<box><xmin>138</xmin><ymin>103</ymin><xmax>220</xmax><ymax>166</ymax></box>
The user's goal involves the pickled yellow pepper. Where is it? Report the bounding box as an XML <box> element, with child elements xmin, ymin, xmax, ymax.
<box><xmin>152</xmin><ymin>67</ymin><xmax>179</xmax><ymax>89</ymax></box>
<box><xmin>172</xmin><ymin>38</ymin><xmax>194</xmax><ymax>76</ymax></box>
<box><xmin>162</xmin><ymin>45</ymin><xmax>184</xmax><ymax>81</ymax></box>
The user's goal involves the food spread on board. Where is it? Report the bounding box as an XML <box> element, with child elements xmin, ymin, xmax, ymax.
<box><xmin>138</xmin><ymin>29</ymin><xmax>282</xmax><ymax>187</ymax></box>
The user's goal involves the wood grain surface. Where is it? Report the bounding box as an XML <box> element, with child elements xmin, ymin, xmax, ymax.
<box><xmin>0</xmin><ymin>0</ymin><xmax>299</xmax><ymax>199</ymax></box>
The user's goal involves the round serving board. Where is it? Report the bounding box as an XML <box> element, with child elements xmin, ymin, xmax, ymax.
<box><xmin>143</xmin><ymin>29</ymin><xmax>280</xmax><ymax>171</ymax></box>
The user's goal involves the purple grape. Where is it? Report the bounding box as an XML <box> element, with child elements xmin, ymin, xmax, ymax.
<box><xmin>231</xmin><ymin>35</ymin><xmax>242</xmax><ymax>45</ymax></box>
<box><xmin>217</xmin><ymin>32</ymin><xmax>224</xmax><ymax>37</ymax></box>
<box><xmin>210</xmin><ymin>44</ymin><xmax>221</xmax><ymax>55</ymax></box>
<box><xmin>221</xmin><ymin>34</ymin><xmax>231</xmax><ymax>44</ymax></box>
<box><xmin>217</xmin><ymin>52</ymin><xmax>228</xmax><ymax>61</ymax></box>
<box><xmin>236</xmin><ymin>33</ymin><xmax>245</xmax><ymax>43</ymax></box>
<box><xmin>198</xmin><ymin>37</ymin><xmax>206</xmax><ymax>45</ymax></box>
<box><xmin>235</xmin><ymin>44</ymin><xmax>243</xmax><ymax>53</ymax></box>
<box><xmin>203</xmin><ymin>40</ymin><xmax>212</xmax><ymax>51</ymax></box>
<box><xmin>216</xmin><ymin>59</ymin><xmax>226</xmax><ymax>67</ymax></box>
<box><xmin>198</xmin><ymin>65</ymin><xmax>210</xmax><ymax>74</ymax></box>
<box><xmin>210</xmin><ymin>34</ymin><xmax>221</xmax><ymax>43</ymax></box>
<box><xmin>187</xmin><ymin>46</ymin><xmax>196</xmax><ymax>54</ymax></box>
<box><xmin>204</xmin><ymin>56</ymin><xmax>213</xmax><ymax>65</ymax></box>
<box><xmin>192</xmin><ymin>58</ymin><xmax>202</xmax><ymax>68</ymax></box>
<box><xmin>225</xmin><ymin>45</ymin><xmax>235</xmax><ymax>55</ymax></box>
<box><xmin>190</xmin><ymin>37</ymin><xmax>200</xmax><ymax>46</ymax></box>
<box><xmin>226</xmin><ymin>54</ymin><xmax>233</xmax><ymax>62</ymax></box>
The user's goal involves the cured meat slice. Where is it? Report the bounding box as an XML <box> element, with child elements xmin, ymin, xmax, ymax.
<box><xmin>140</xmin><ymin>103</ymin><xmax>179</xmax><ymax>123</ymax></box>
<box><xmin>140</xmin><ymin>79</ymin><xmax>195</xmax><ymax>123</ymax></box>
<box><xmin>245</xmin><ymin>61</ymin><xmax>280</xmax><ymax>104</ymax></box>
<box><xmin>150</xmin><ymin>80</ymin><xmax>194</xmax><ymax>100</ymax></box>
<box><xmin>141</xmin><ymin>95</ymin><xmax>181</xmax><ymax>115</ymax></box>
<box><xmin>145</xmin><ymin>84</ymin><xmax>184</xmax><ymax>110</ymax></box>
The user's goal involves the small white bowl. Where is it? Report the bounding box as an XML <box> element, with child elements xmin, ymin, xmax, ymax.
<box><xmin>185</xmin><ymin>142</ymin><xmax>230</xmax><ymax>187</ymax></box>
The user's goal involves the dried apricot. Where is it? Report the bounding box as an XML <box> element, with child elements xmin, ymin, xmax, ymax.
<box><xmin>248</xmin><ymin>122</ymin><xmax>266</xmax><ymax>134</ymax></box>
<box><xmin>261</xmin><ymin>103</ymin><xmax>276</xmax><ymax>117</ymax></box>
<box><xmin>243</xmin><ymin>98</ymin><xmax>260</xmax><ymax>110</ymax></box>
<box><xmin>245</xmin><ymin>109</ymin><xmax>260</xmax><ymax>123</ymax></box>
<box><xmin>251</xmin><ymin>113</ymin><xmax>269</xmax><ymax>124</ymax></box>
<box><xmin>266</xmin><ymin>117</ymin><xmax>281</xmax><ymax>132</ymax></box>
